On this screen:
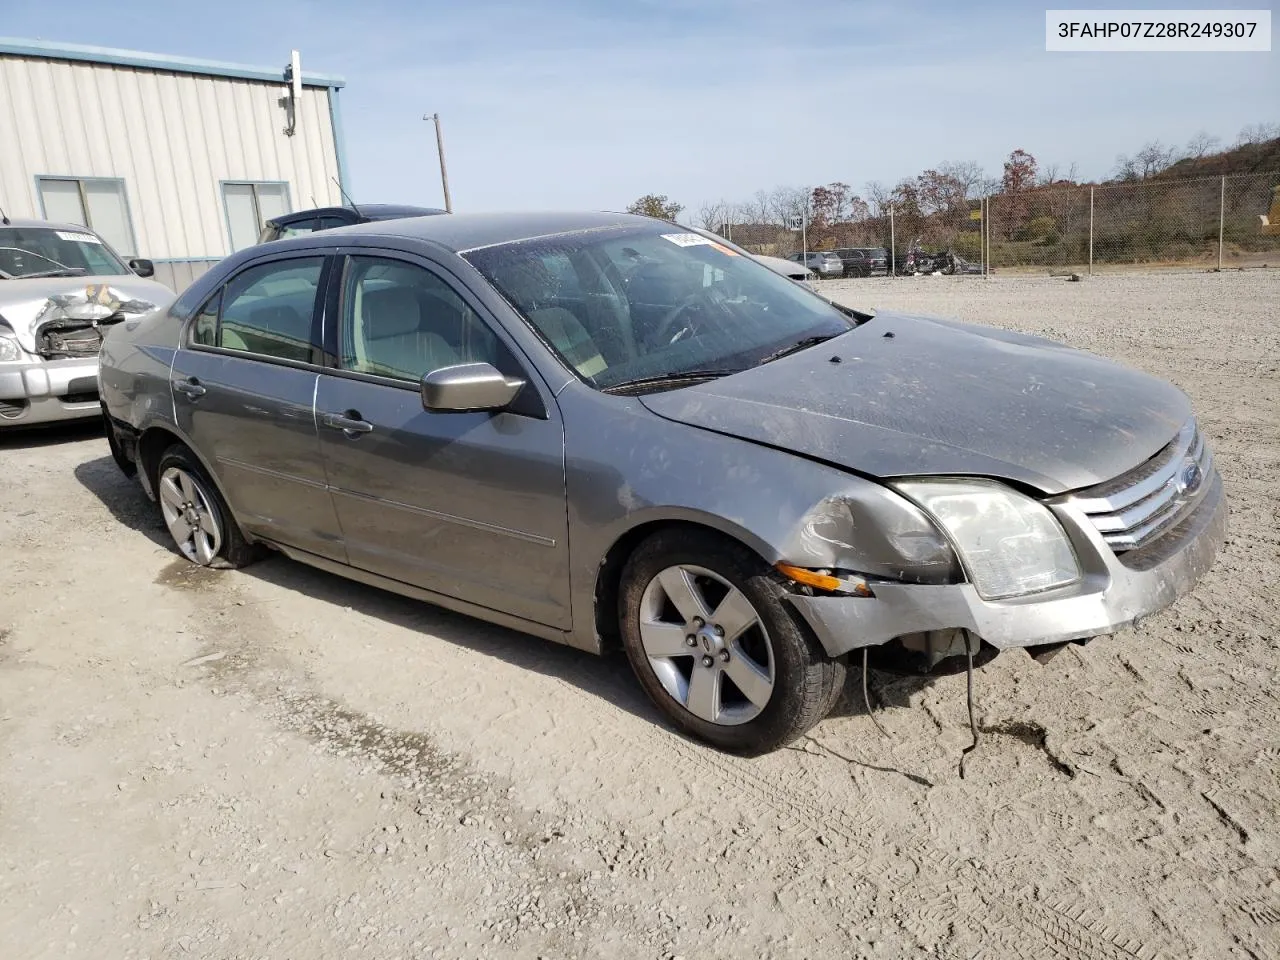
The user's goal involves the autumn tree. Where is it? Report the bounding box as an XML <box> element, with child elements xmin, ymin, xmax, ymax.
<box><xmin>1002</xmin><ymin>149</ymin><xmax>1039</xmax><ymax>193</ymax></box>
<box><xmin>626</xmin><ymin>194</ymin><xmax>684</xmax><ymax>220</ymax></box>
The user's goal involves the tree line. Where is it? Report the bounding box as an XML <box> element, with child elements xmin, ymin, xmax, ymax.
<box><xmin>625</xmin><ymin>120</ymin><xmax>1280</xmax><ymax>258</ymax></box>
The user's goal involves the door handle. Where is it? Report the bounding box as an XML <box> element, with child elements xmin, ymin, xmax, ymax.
<box><xmin>173</xmin><ymin>377</ymin><xmax>207</xmax><ymax>399</ymax></box>
<box><xmin>322</xmin><ymin>411</ymin><xmax>374</xmax><ymax>435</ymax></box>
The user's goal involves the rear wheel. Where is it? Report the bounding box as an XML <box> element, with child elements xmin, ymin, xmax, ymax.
<box><xmin>156</xmin><ymin>445</ymin><xmax>260</xmax><ymax>568</ymax></box>
<box><xmin>619</xmin><ymin>529</ymin><xmax>845</xmax><ymax>754</ymax></box>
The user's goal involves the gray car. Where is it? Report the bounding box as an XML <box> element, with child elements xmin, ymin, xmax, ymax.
<box><xmin>0</xmin><ymin>218</ymin><xmax>171</xmax><ymax>428</ymax></box>
<box><xmin>787</xmin><ymin>251</ymin><xmax>844</xmax><ymax>278</ymax></box>
<box><xmin>98</xmin><ymin>212</ymin><xmax>1226</xmax><ymax>754</ymax></box>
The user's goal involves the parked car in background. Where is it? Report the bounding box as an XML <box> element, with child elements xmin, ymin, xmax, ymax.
<box><xmin>257</xmin><ymin>203</ymin><xmax>448</xmax><ymax>244</ymax></box>
<box><xmin>99</xmin><ymin>211</ymin><xmax>1225</xmax><ymax>755</ymax></box>
<box><xmin>835</xmin><ymin>247</ymin><xmax>889</xmax><ymax>277</ymax></box>
<box><xmin>786</xmin><ymin>251</ymin><xmax>844</xmax><ymax>278</ymax></box>
<box><xmin>0</xmin><ymin>218</ymin><xmax>171</xmax><ymax>428</ymax></box>
<box><xmin>752</xmin><ymin>253</ymin><xmax>817</xmax><ymax>289</ymax></box>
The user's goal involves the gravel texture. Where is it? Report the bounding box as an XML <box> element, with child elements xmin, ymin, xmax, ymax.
<box><xmin>1</xmin><ymin>270</ymin><xmax>1277</xmax><ymax>959</ymax></box>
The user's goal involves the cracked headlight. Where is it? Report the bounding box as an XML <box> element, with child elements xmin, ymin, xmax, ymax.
<box><xmin>892</xmin><ymin>479</ymin><xmax>1080</xmax><ymax>600</ymax></box>
<box><xmin>0</xmin><ymin>335</ymin><xmax>25</xmax><ymax>363</ymax></box>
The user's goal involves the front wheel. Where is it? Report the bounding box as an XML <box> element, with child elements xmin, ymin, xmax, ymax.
<box><xmin>619</xmin><ymin>530</ymin><xmax>845</xmax><ymax>754</ymax></box>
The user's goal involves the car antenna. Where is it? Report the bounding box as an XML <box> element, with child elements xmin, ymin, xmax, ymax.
<box><xmin>0</xmin><ymin>202</ymin><xmax>9</xmax><ymax>225</ymax></box>
<box><xmin>331</xmin><ymin>176</ymin><xmax>358</xmax><ymax>211</ymax></box>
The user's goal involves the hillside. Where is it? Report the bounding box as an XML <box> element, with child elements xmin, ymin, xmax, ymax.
<box><xmin>1155</xmin><ymin>136</ymin><xmax>1280</xmax><ymax>180</ymax></box>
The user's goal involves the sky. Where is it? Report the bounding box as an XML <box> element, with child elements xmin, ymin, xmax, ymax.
<box><xmin>2</xmin><ymin>0</ymin><xmax>1276</xmax><ymax>215</ymax></box>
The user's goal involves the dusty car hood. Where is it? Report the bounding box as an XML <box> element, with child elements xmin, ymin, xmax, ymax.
<box><xmin>0</xmin><ymin>275</ymin><xmax>174</xmax><ymax>353</ymax></box>
<box><xmin>639</xmin><ymin>311</ymin><xmax>1191</xmax><ymax>494</ymax></box>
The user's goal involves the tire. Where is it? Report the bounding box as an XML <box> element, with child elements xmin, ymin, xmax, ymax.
<box><xmin>619</xmin><ymin>529</ymin><xmax>846</xmax><ymax>754</ymax></box>
<box><xmin>155</xmin><ymin>444</ymin><xmax>261</xmax><ymax>569</ymax></box>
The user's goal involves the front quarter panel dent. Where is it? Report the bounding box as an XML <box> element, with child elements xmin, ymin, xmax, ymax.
<box><xmin>563</xmin><ymin>387</ymin><xmax>953</xmax><ymax>650</ymax></box>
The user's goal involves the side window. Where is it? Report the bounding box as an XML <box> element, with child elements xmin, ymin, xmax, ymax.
<box><xmin>191</xmin><ymin>290</ymin><xmax>221</xmax><ymax>346</ymax></box>
<box><xmin>217</xmin><ymin>257</ymin><xmax>324</xmax><ymax>362</ymax></box>
<box><xmin>340</xmin><ymin>256</ymin><xmax>502</xmax><ymax>382</ymax></box>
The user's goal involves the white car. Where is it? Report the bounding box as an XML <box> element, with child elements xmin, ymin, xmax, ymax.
<box><xmin>753</xmin><ymin>253</ymin><xmax>817</xmax><ymax>290</ymax></box>
<box><xmin>0</xmin><ymin>218</ymin><xmax>173</xmax><ymax>428</ymax></box>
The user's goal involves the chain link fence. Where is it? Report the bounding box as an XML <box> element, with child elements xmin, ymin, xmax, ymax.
<box><xmin>714</xmin><ymin>170</ymin><xmax>1280</xmax><ymax>276</ymax></box>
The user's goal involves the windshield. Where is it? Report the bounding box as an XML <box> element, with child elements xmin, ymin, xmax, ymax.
<box><xmin>0</xmin><ymin>226</ymin><xmax>130</xmax><ymax>279</ymax></box>
<box><xmin>464</xmin><ymin>225</ymin><xmax>858</xmax><ymax>391</ymax></box>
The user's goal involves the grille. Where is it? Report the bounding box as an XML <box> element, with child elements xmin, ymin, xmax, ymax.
<box><xmin>1064</xmin><ymin>419</ymin><xmax>1214</xmax><ymax>554</ymax></box>
<box><xmin>37</xmin><ymin>322</ymin><xmax>106</xmax><ymax>360</ymax></box>
<box><xmin>0</xmin><ymin>398</ymin><xmax>29</xmax><ymax>419</ymax></box>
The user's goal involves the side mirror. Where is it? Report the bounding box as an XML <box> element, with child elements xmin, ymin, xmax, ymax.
<box><xmin>129</xmin><ymin>258</ymin><xmax>155</xmax><ymax>278</ymax></box>
<box><xmin>421</xmin><ymin>362</ymin><xmax>525</xmax><ymax>413</ymax></box>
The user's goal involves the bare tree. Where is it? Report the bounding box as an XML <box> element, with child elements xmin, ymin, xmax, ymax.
<box><xmin>695</xmin><ymin>200</ymin><xmax>732</xmax><ymax>233</ymax></box>
<box><xmin>741</xmin><ymin>190</ymin><xmax>773</xmax><ymax>224</ymax></box>
<box><xmin>766</xmin><ymin>186</ymin><xmax>809</xmax><ymax>226</ymax></box>
<box><xmin>1113</xmin><ymin>154</ymin><xmax>1139</xmax><ymax>181</ymax></box>
<box><xmin>937</xmin><ymin>160</ymin><xmax>988</xmax><ymax>199</ymax></box>
<box><xmin>1235</xmin><ymin>121</ymin><xmax>1280</xmax><ymax>146</ymax></box>
<box><xmin>1185</xmin><ymin>130</ymin><xmax>1221</xmax><ymax>159</ymax></box>
<box><xmin>1134</xmin><ymin>140</ymin><xmax>1176</xmax><ymax>178</ymax></box>
<box><xmin>863</xmin><ymin>180</ymin><xmax>891</xmax><ymax>217</ymax></box>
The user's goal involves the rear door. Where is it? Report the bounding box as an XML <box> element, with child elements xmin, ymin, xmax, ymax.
<box><xmin>170</xmin><ymin>253</ymin><xmax>346</xmax><ymax>561</ymax></box>
<box><xmin>313</xmin><ymin>248</ymin><xmax>571</xmax><ymax>629</ymax></box>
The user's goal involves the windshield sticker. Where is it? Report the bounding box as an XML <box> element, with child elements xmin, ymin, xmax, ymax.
<box><xmin>55</xmin><ymin>230</ymin><xmax>101</xmax><ymax>244</ymax></box>
<box><xmin>661</xmin><ymin>233</ymin><xmax>714</xmax><ymax>247</ymax></box>
<box><xmin>661</xmin><ymin>233</ymin><xmax>740</xmax><ymax>255</ymax></box>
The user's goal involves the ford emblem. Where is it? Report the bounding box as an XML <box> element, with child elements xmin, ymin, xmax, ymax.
<box><xmin>1177</xmin><ymin>459</ymin><xmax>1203</xmax><ymax>497</ymax></box>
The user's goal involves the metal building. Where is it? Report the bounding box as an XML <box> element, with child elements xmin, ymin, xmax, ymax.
<box><xmin>0</xmin><ymin>37</ymin><xmax>349</xmax><ymax>291</ymax></box>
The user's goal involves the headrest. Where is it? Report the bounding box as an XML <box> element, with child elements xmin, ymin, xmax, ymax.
<box><xmin>362</xmin><ymin>286</ymin><xmax>421</xmax><ymax>339</ymax></box>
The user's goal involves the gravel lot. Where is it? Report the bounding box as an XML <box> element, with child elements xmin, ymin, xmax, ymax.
<box><xmin>2</xmin><ymin>271</ymin><xmax>1277</xmax><ymax>960</ymax></box>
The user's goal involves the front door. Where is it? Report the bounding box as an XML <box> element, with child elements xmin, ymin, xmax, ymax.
<box><xmin>170</xmin><ymin>254</ymin><xmax>346</xmax><ymax>561</ymax></box>
<box><xmin>313</xmin><ymin>251</ymin><xmax>571</xmax><ymax>630</ymax></box>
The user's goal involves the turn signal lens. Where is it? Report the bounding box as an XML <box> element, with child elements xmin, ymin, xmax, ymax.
<box><xmin>775</xmin><ymin>563</ymin><xmax>873</xmax><ymax>597</ymax></box>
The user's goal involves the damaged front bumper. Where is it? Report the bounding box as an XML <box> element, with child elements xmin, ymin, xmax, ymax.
<box><xmin>0</xmin><ymin>356</ymin><xmax>102</xmax><ymax>426</ymax></box>
<box><xmin>786</xmin><ymin>469</ymin><xmax>1227</xmax><ymax>657</ymax></box>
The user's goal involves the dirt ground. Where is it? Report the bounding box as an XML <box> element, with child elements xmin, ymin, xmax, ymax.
<box><xmin>2</xmin><ymin>271</ymin><xmax>1277</xmax><ymax>960</ymax></box>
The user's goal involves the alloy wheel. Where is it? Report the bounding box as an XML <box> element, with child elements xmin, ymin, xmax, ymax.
<box><xmin>638</xmin><ymin>564</ymin><xmax>776</xmax><ymax>725</ymax></box>
<box><xmin>158</xmin><ymin>465</ymin><xmax>223</xmax><ymax>565</ymax></box>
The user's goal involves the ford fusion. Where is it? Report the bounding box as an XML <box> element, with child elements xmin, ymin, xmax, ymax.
<box><xmin>98</xmin><ymin>212</ymin><xmax>1226</xmax><ymax>753</ymax></box>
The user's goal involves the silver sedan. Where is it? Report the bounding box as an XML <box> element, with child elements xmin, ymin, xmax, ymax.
<box><xmin>0</xmin><ymin>219</ymin><xmax>170</xmax><ymax>428</ymax></box>
<box><xmin>98</xmin><ymin>212</ymin><xmax>1226</xmax><ymax>753</ymax></box>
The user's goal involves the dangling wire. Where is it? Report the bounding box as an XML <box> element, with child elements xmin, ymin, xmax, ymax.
<box><xmin>862</xmin><ymin>648</ymin><xmax>889</xmax><ymax>738</ymax></box>
<box><xmin>958</xmin><ymin>631</ymin><xmax>980</xmax><ymax>778</ymax></box>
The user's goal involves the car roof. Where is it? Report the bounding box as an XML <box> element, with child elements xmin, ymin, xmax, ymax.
<box><xmin>276</xmin><ymin>210</ymin><xmax>668</xmax><ymax>254</ymax></box>
<box><xmin>0</xmin><ymin>217</ymin><xmax>101</xmax><ymax>233</ymax></box>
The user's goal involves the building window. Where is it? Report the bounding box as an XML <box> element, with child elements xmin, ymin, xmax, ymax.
<box><xmin>222</xmin><ymin>182</ymin><xmax>291</xmax><ymax>252</ymax></box>
<box><xmin>36</xmin><ymin>177</ymin><xmax>138</xmax><ymax>257</ymax></box>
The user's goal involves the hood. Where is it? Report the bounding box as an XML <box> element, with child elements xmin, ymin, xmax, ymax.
<box><xmin>0</xmin><ymin>275</ymin><xmax>174</xmax><ymax>353</ymax></box>
<box><xmin>639</xmin><ymin>312</ymin><xmax>1191</xmax><ymax>494</ymax></box>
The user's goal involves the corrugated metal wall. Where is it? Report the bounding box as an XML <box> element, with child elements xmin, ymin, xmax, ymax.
<box><xmin>0</xmin><ymin>54</ymin><xmax>342</xmax><ymax>266</ymax></box>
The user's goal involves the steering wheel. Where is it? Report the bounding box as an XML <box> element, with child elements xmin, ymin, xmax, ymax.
<box><xmin>650</xmin><ymin>290</ymin><xmax>719</xmax><ymax>346</ymax></box>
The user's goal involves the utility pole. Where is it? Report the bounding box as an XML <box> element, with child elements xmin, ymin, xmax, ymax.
<box><xmin>424</xmin><ymin>113</ymin><xmax>453</xmax><ymax>213</ymax></box>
